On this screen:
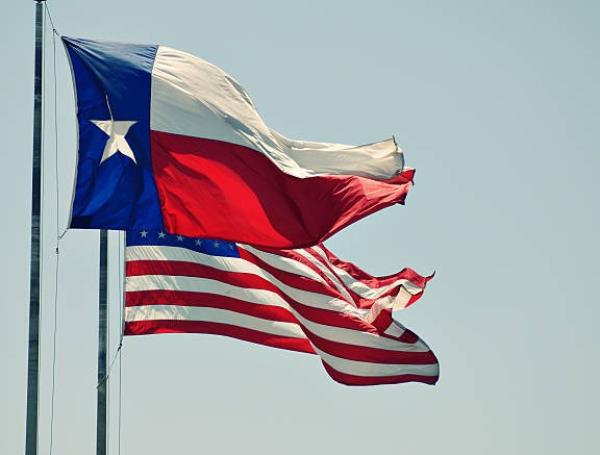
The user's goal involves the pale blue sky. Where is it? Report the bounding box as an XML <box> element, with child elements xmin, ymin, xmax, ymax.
<box><xmin>1</xmin><ymin>1</ymin><xmax>599</xmax><ymax>454</ymax></box>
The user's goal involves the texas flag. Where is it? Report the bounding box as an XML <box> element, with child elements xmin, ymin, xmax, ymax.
<box><xmin>63</xmin><ymin>37</ymin><xmax>414</xmax><ymax>248</ymax></box>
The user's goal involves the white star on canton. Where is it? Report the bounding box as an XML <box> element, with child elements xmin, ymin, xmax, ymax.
<box><xmin>213</xmin><ymin>241</ymin><xmax>220</xmax><ymax>247</ymax></box>
<box><xmin>91</xmin><ymin>119</ymin><xmax>138</xmax><ymax>164</ymax></box>
<box><xmin>176</xmin><ymin>235</ymin><xmax>184</xmax><ymax>242</ymax></box>
<box><xmin>229</xmin><ymin>244</ymin><xmax>235</xmax><ymax>250</ymax></box>
<box><xmin>140</xmin><ymin>230</ymin><xmax>148</xmax><ymax>238</ymax></box>
<box><xmin>195</xmin><ymin>239</ymin><xmax>203</xmax><ymax>246</ymax></box>
<box><xmin>158</xmin><ymin>231</ymin><xmax>166</xmax><ymax>239</ymax></box>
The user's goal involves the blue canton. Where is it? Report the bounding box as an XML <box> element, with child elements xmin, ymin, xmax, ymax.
<box><xmin>126</xmin><ymin>231</ymin><xmax>240</xmax><ymax>258</ymax></box>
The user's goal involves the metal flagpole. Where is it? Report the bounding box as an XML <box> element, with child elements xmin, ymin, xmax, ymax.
<box><xmin>25</xmin><ymin>1</ymin><xmax>45</xmax><ymax>454</ymax></box>
<box><xmin>97</xmin><ymin>230</ymin><xmax>108</xmax><ymax>455</ymax></box>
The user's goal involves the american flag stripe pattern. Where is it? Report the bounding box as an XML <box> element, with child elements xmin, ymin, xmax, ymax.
<box><xmin>124</xmin><ymin>231</ymin><xmax>439</xmax><ymax>386</ymax></box>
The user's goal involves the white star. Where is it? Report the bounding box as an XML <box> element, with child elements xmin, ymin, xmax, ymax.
<box><xmin>176</xmin><ymin>235</ymin><xmax>184</xmax><ymax>242</ymax></box>
<box><xmin>140</xmin><ymin>230</ymin><xmax>148</xmax><ymax>238</ymax></box>
<box><xmin>213</xmin><ymin>241</ymin><xmax>220</xmax><ymax>248</ymax></box>
<box><xmin>158</xmin><ymin>231</ymin><xmax>166</xmax><ymax>239</ymax></box>
<box><xmin>195</xmin><ymin>239</ymin><xmax>203</xmax><ymax>246</ymax></box>
<box><xmin>91</xmin><ymin>119</ymin><xmax>138</xmax><ymax>164</ymax></box>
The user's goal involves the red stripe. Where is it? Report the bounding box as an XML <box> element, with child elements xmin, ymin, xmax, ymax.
<box><xmin>370</xmin><ymin>310</ymin><xmax>395</xmax><ymax>335</ymax></box>
<box><xmin>128</xmin><ymin>291</ymin><xmax>378</xmax><ymax>338</ymax></box>
<box><xmin>126</xmin><ymin>289</ymin><xmax>377</xmax><ymax>337</ymax></box>
<box><xmin>368</xmin><ymin>312</ymin><xmax>419</xmax><ymax>343</ymax></box>
<box><xmin>151</xmin><ymin>131</ymin><xmax>413</xmax><ymax>249</ymax></box>
<box><xmin>322</xmin><ymin>362</ymin><xmax>439</xmax><ymax>386</ymax></box>
<box><xmin>302</xmin><ymin>327</ymin><xmax>437</xmax><ymax>365</ymax></box>
<box><xmin>126</xmin><ymin>290</ymin><xmax>299</xmax><ymax>323</ymax></box>
<box><xmin>406</xmin><ymin>289</ymin><xmax>426</xmax><ymax>308</ymax></box>
<box><xmin>397</xmin><ymin>328</ymin><xmax>421</xmax><ymax>344</ymax></box>
<box><xmin>125</xmin><ymin>320</ymin><xmax>315</xmax><ymax>354</ymax></box>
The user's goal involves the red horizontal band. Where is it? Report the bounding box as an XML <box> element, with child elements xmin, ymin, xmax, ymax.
<box><xmin>151</xmin><ymin>131</ymin><xmax>413</xmax><ymax>248</ymax></box>
<box><xmin>322</xmin><ymin>362</ymin><xmax>439</xmax><ymax>386</ymax></box>
<box><xmin>302</xmin><ymin>327</ymin><xmax>438</xmax><ymax>365</ymax></box>
<box><xmin>125</xmin><ymin>320</ymin><xmax>315</xmax><ymax>354</ymax></box>
<box><xmin>126</xmin><ymin>289</ymin><xmax>298</xmax><ymax>323</ymax></box>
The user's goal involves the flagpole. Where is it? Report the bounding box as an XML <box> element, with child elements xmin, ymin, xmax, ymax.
<box><xmin>25</xmin><ymin>1</ymin><xmax>45</xmax><ymax>454</ymax></box>
<box><xmin>97</xmin><ymin>230</ymin><xmax>108</xmax><ymax>455</ymax></box>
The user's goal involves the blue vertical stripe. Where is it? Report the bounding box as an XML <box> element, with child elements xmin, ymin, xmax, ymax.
<box><xmin>63</xmin><ymin>37</ymin><xmax>164</xmax><ymax>230</ymax></box>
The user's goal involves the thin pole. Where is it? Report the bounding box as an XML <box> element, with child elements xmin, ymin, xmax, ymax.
<box><xmin>25</xmin><ymin>2</ymin><xmax>45</xmax><ymax>455</ymax></box>
<box><xmin>97</xmin><ymin>230</ymin><xmax>108</xmax><ymax>455</ymax></box>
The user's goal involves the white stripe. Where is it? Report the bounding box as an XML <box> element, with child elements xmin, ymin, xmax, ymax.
<box><xmin>383</xmin><ymin>320</ymin><xmax>407</xmax><ymax>338</ymax></box>
<box><xmin>151</xmin><ymin>46</ymin><xmax>404</xmax><ymax>179</ymax></box>
<box><xmin>127</xmin><ymin>274</ymin><xmax>294</xmax><ymax>309</ymax></box>
<box><xmin>239</xmin><ymin>245</ymin><xmax>325</xmax><ymax>282</ymax></box>
<box><xmin>126</xmin><ymin>274</ymin><xmax>429</xmax><ymax>353</ymax></box>
<box><xmin>292</xmin><ymin>310</ymin><xmax>429</xmax><ymax>354</ymax></box>
<box><xmin>363</xmin><ymin>288</ymin><xmax>416</xmax><ymax>323</ymax></box>
<box><xmin>125</xmin><ymin>305</ymin><xmax>305</xmax><ymax>339</ymax></box>
<box><xmin>316</xmin><ymin>348</ymin><xmax>439</xmax><ymax>378</ymax></box>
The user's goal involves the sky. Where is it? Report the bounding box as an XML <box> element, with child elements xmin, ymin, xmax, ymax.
<box><xmin>1</xmin><ymin>1</ymin><xmax>599</xmax><ymax>454</ymax></box>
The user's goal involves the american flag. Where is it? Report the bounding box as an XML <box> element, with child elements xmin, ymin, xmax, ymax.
<box><xmin>124</xmin><ymin>231</ymin><xmax>439</xmax><ymax>386</ymax></box>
